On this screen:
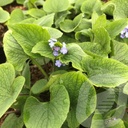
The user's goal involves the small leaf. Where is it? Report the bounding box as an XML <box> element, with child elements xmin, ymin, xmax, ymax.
<box><xmin>81</xmin><ymin>0</ymin><xmax>102</xmax><ymax>17</ymax></box>
<box><xmin>60</xmin><ymin>43</ymin><xmax>89</xmax><ymax>71</ymax></box>
<box><xmin>34</xmin><ymin>13</ymin><xmax>55</xmax><ymax>27</ymax></box>
<box><xmin>91</xmin><ymin>110</ymin><xmax>105</xmax><ymax>128</ymax></box>
<box><xmin>123</xmin><ymin>82</ymin><xmax>128</xmax><ymax>95</ymax></box>
<box><xmin>82</xmin><ymin>57</ymin><xmax>128</xmax><ymax>87</ymax></box>
<box><xmin>0</xmin><ymin>0</ymin><xmax>14</xmax><ymax>6</ymax></box>
<box><xmin>1</xmin><ymin>114</ymin><xmax>24</xmax><ymax>128</ymax></box>
<box><xmin>111</xmin><ymin>40</ymin><xmax>128</xmax><ymax>65</ymax></box>
<box><xmin>3</xmin><ymin>31</ymin><xmax>28</xmax><ymax>71</ymax></box>
<box><xmin>27</xmin><ymin>8</ymin><xmax>45</xmax><ymax>18</ymax></box>
<box><xmin>10</xmin><ymin>24</ymin><xmax>50</xmax><ymax>58</ymax></box>
<box><xmin>7</xmin><ymin>9</ymin><xmax>24</xmax><ymax>24</ymax></box>
<box><xmin>60</xmin><ymin>13</ymin><xmax>83</xmax><ymax>33</ymax></box>
<box><xmin>93</xmin><ymin>27</ymin><xmax>111</xmax><ymax>56</ymax></box>
<box><xmin>31</xmin><ymin>79</ymin><xmax>47</xmax><ymax>94</ymax></box>
<box><xmin>23</xmin><ymin>84</ymin><xmax>70</xmax><ymax>128</ymax></box>
<box><xmin>32</xmin><ymin>41</ymin><xmax>54</xmax><ymax>59</ymax></box>
<box><xmin>105</xmin><ymin>19</ymin><xmax>127</xmax><ymax>38</ymax></box>
<box><xmin>44</xmin><ymin>27</ymin><xmax>63</xmax><ymax>39</ymax></box>
<box><xmin>0</xmin><ymin>8</ymin><xmax>10</xmax><ymax>23</ymax></box>
<box><xmin>0</xmin><ymin>63</ymin><xmax>25</xmax><ymax>118</ymax></box>
<box><xmin>43</xmin><ymin>0</ymin><xmax>70</xmax><ymax>13</ymax></box>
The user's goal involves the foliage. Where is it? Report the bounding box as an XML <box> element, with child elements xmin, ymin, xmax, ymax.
<box><xmin>0</xmin><ymin>0</ymin><xmax>128</xmax><ymax>128</ymax></box>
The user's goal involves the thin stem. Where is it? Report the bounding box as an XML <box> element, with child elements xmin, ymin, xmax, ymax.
<box><xmin>32</xmin><ymin>59</ymin><xmax>48</xmax><ymax>79</ymax></box>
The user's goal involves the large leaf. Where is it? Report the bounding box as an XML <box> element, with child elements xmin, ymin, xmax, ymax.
<box><xmin>59</xmin><ymin>71</ymin><xmax>88</xmax><ymax>127</ymax></box>
<box><xmin>10</xmin><ymin>24</ymin><xmax>50</xmax><ymax>58</ymax></box>
<box><xmin>0</xmin><ymin>7</ymin><xmax>10</xmax><ymax>23</ymax></box>
<box><xmin>76</xmin><ymin>81</ymin><xmax>96</xmax><ymax>125</ymax></box>
<box><xmin>3</xmin><ymin>31</ymin><xmax>28</xmax><ymax>71</ymax></box>
<box><xmin>0</xmin><ymin>63</ymin><xmax>25</xmax><ymax>118</ymax></box>
<box><xmin>81</xmin><ymin>57</ymin><xmax>128</xmax><ymax>87</ymax></box>
<box><xmin>23</xmin><ymin>84</ymin><xmax>70</xmax><ymax>128</ymax></box>
<box><xmin>43</xmin><ymin>0</ymin><xmax>70</xmax><ymax>13</ymax></box>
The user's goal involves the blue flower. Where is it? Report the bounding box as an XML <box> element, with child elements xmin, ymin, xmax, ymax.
<box><xmin>53</xmin><ymin>50</ymin><xmax>59</xmax><ymax>56</ymax></box>
<box><xmin>55</xmin><ymin>60</ymin><xmax>62</xmax><ymax>67</ymax></box>
<box><xmin>48</xmin><ymin>38</ymin><xmax>57</xmax><ymax>48</ymax></box>
<box><xmin>60</xmin><ymin>42</ymin><xmax>68</xmax><ymax>54</ymax></box>
<box><xmin>54</xmin><ymin>46</ymin><xmax>60</xmax><ymax>51</ymax></box>
<box><xmin>120</xmin><ymin>26</ymin><xmax>128</xmax><ymax>38</ymax></box>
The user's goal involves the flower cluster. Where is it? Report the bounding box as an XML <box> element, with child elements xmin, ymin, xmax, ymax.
<box><xmin>120</xmin><ymin>26</ymin><xmax>128</xmax><ymax>38</ymax></box>
<box><xmin>48</xmin><ymin>38</ymin><xmax>68</xmax><ymax>67</ymax></box>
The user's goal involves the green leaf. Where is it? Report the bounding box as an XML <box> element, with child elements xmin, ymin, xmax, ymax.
<box><xmin>91</xmin><ymin>110</ymin><xmax>105</xmax><ymax>128</ymax></box>
<box><xmin>22</xmin><ymin>62</ymin><xmax>31</xmax><ymax>89</ymax></box>
<box><xmin>60</xmin><ymin>43</ymin><xmax>89</xmax><ymax>71</ymax></box>
<box><xmin>27</xmin><ymin>8</ymin><xmax>45</xmax><ymax>18</ymax></box>
<box><xmin>0</xmin><ymin>63</ymin><xmax>25</xmax><ymax>118</ymax></box>
<box><xmin>43</xmin><ymin>0</ymin><xmax>70</xmax><ymax>13</ymax></box>
<box><xmin>23</xmin><ymin>84</ymin><xmax>70</xmax><ymax>128</ymax></box>
<box><xmin>10</xmin><ymin>24</ymin><xmax>50</xmax><ymax>58</ymax></box>
<box><xmin>60</xmin><ymin>13</ymin><xmax>83</xmax><ymax>33</ymax></box>
<box><xmin>92</xmin><ymin>14</ymin><xmax>107</xmax><ymax>29</ymax></box>
<box><xmin>59</xmin><ymin>71</ymin><xmax>87</xmax><ymax>127</ymax></box>
<box><xmin>76</xmin><ymin>81</ymin><xmax>96</xmax><ymax>125</ymax></box>
<box><xmin>111</xmin><ymin>0</ymin><xmax>128</xmax><ymax>19</ymax></box>
<box><xmin>101</xmin><ymin>1</ymin><xmax>115</xmax><ymax>16</ymax></box>
<box><xmin>93</xmin><ymin>27</ymin><xmax>111</xmax><ymax>56</ymax></box>
<box><xmin>44</xmin><ymin>27</ymin><xmax>63</xmax><ymax>39</ymax></box>
<box><xmin>32</xmin><ymin>41</ymin><xmax>54</xmax><ymax>59</ymax></box>
<box><xmin>7</xmin><ymin>8</ymin><xmax>24</xmax><ymax>24</ymax></box>
<box><xmin>105</xmin><ymin>119</ymin><xmax>125</xmax><ymax>128</ymax></box>
<box><xmin>16</xmin><ymin>0</ymin><xmax>25</xmax><ymax>4</ymax></box>
<box><xmin>123</xmin><ymin>82</ymin><xmax>128</xmax><ymax>95</ymax></box>
<box><xmin>105</xmin><ymin>19</ymin><xmax>127</xmax><ymax>38</ymax></box>
<box><xmin>34</xmin><ymin>13</ymin><xmax>55</xmax><ymax>27</ymax></box>
<box><xmin>3</xmin><ymin>31</ymin><xmax>28</xmax><ymax>71</ymax></box>
<box><xmin>1</xmin><ymin>114</ymin><xmax>24</xmax><ymax>128</ymax></box>
<box><xmin>31</xmin><ymin>79</ymin><xmax>47</xmax><ymax>94</ymax></box>
<box><xmin>111</xmin><ymin>40</ymin><xmax>128</xmax><ymax>65</ymax></box>
<box><xmin>0</xmin><ymin>0</ymin><xmax>14</xmax><ymax>6</ymax></box>
<box><xmin>0</xmin><ymin>7</ymin><xmax>10</xmax><ymax>23</ymax></box>
<box><xmin>82</xmin><ymin>57</ymin><xmax>128</xmax><ymax>87</ymax></box>
<box><xmin>81</xmin><ymin>0</ymin><xmax>102</xmax><ymax>17</ymax></box>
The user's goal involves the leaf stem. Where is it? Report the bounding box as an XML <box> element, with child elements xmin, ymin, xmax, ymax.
<box><xmin>32</xmin><ymin>59</ymin><xmax>48</xmax><ymax>79</ymax></box>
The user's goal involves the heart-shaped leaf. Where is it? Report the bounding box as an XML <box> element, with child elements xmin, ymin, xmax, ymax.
<box><xmin>76</xmin><ymin>81</ymin><xmax>96</xmax><ymax>125</ymax></box>
<box><xmin>23</xmin><ymin>84</ymin><xmax>70</xmax><ymax>128</ymax></box>
<box><xmin>60</xmin><ymin>13</ymin><xmax>83</xmax><ymax>33</ymax></box>
<box><xmin>82</xmin><ymin>57</ymin><xmax>128</xmax><ymax>87</ymax></box>
<box><xmin>0</xmin><ymin>63</ymin><xmax>25</xmax><ymax>118</ymax></box>
<box><xmin>0</xmin><ymin>7</ymin><xmax>10</xmax><ymax>23</ymax></box>
<box><xmin>43</xmin><ymin>0</ymin><xmax>69</xmax><ymax>13</ymax></box>
<box><xmin>10</xmin><ymin>24</ymin><xmax>50</xmax><ymax>58</ymax></box>
<box><xmin>3</xmin><ymin>31</ymin><xmax>28</xmax><ymax>71</ymax></box>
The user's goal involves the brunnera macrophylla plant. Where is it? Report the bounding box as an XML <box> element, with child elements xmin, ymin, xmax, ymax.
<box><xmin>1</xmin><ymin>0</ymin><xmax>128</xmax><ymax>128</ymax></box>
